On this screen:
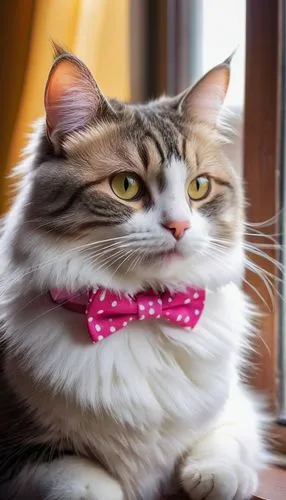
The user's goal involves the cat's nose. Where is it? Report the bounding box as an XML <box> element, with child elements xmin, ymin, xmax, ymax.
<box><xmin>162</xmin><ymin>220</ymin><xmax>190</xmax><ymax>240</ymax></box>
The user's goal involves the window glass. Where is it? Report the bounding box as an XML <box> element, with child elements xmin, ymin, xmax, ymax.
<box><xmin>192</xmin><ymin>0</ymin><xmax>246</xmax><ymax>173</ymax></box>
<box><xmin>201</xmin><ymin>0</ymin><xmax>246</xmax><ymax>108</ymax></box>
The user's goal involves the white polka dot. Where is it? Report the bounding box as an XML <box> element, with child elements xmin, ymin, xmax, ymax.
<box><xmin>88</xmin><ymin>317</ymin><xmax>93</xmax><ymax>323</ymax></box>
<box><xmin>184</xmin><ymin>316</ymin><xmax>190</xmax><ymax>323</ymax></box>
<box><xmin>97</xmin><ymin>310</ymin><xmax>104</xmax><ymax>314</ymax></box>
<box><xmin>139</xmin><ymin>304</ymin><xmax>145</xmax><ymax>311</ymax></box>
<box><xmin>95</xmin><ymin>324</ymin><xmax>101</xmax><ymax>332</ymax></box>
<box><xmin>176</xmin><ymin>314</ymin><xmax>182</xmax><ymax>321</ymax></box>
<box><xmin>110</xmin><ymin>326</ymin><xmax>116</xmax><ymax>333</ymax></box>
<box><xmin>193</xmin><ymin>292</ymin><xmax>199</xmax><ymax>299</ymax></box>
<box><xmin>184</xmin><ymin>298</ymin><xmax>191</xmax><ymax>304</ymax></box>
<box><xmin>166</xmin><ymin>312</ymin><xmax>170</xmax><ymax>316</ymax></box>
<box><xmin>195</xmin><ymin>309</ymin><xmax>200</xmax><ymax>316</ymax></box>
<box><xmin>100</xmin><ymin>292</ymin><xmax>105</xmax><ymax>301</ymax></box>
<box><xmin>129</xmin><ymin>317</ymin><xmax>133</xmax><ymax>321</ymax></box>
<box><xmin>98</xmin><ymin>335</ymin><xmax>104</xmax><ymax>341</ymax></box>
<box><xmin>148</xmin><ymin>301</ymin><xmax>153</xmax><ymax>306</ymax></box>
<box><xmin>157</xmin><ymin>298</ymin><xmax>162</xmax><ymax>305</ymax></box>
<box><xmin>168</xmin><ymin>297</ymin><xmax>172</xmax><ymax>303</ymax></box>
<box><xmin>123</xmin><ymin>321</ymin><xmax>127</xmax><ymax>326</ymax></box>
<box><xmin>156</xmin><ymin>315</ymin><xmax>160</xmax><ymax>319</ymax></box>
<box><xmin>111</xmin><ymin>301</ymin><xmax>118</xmax><ymax>307</ymax></box>
<box><xmin>185</xmin><ymin>327</ymin><xmax>191</xmax><ymax>331</ymax></box>
<box><xmin>139</xmin><ymin>315</ymin><xmax>145</xmax><ymax>320</ymax></box>
<box><xmin>109</xmin><ymin>318</ymin><xmax>112</xmax><ymax>322</ymax></box>
<box><xmin>89</xmin><ymin>298</ymin><xmax>92</xmax><ymax>303</ymax></box>
<box><xmin>85</xmin><ymin>309</ymin><xmax>88</xmax><ymax>314</ymax></box>
<box><xmin>149</xmin><ymin>308</ymin><xmax>155</xmax><ymax>315</ymax></box>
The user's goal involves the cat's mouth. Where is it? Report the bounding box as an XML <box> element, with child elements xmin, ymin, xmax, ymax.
<box><xmin>144</xmin><ymin>247</ymin><xmax>182</xmax><ymax>264</ymax></box>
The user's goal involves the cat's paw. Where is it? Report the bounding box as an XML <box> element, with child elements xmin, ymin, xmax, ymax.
<box><xmin>12</xmin><ymin>457</ymin><xmax>125</xmax><ymax>500</ymax></box>
<box><xmin>61</xmin><ymin>481</ymin><xmax>124</xmax><ymax>500</ymax></box>
<box><xmin>48</xmin><ymin>471</ymin><xmax>124</xmax><ymax>500</ymax></box>
<box><xmin>180</xmin><ymin>457</ymin><xmax>258</xmax><ymax>500</ymax></box>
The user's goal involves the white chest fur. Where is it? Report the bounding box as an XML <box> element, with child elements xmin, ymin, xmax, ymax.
<box><xmin>5</xmin><ymin>283</ymin><xmax>250</xmax><ymax>498</ymax></box>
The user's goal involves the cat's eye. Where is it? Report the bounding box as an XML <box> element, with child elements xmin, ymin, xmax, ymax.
<box><xmin>188</xmin><ymin>176</ymin><xmax>210</xmax><ymax>201</ymax></box>
<box><xmin>110</xmin><ymin>173</ymin><xmax>142</xmax><ymax>201</ymax></box>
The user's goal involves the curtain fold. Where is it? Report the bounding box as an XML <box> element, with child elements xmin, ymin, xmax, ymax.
<box><xmin>0</xmin><ymin>0</ymin><xmax>35</xmax><ymax>192</ymax></box>
<box><xmin>0</xmin><ymin>0</ymin><xmax>130</xmax><ymax>213</ymax></box>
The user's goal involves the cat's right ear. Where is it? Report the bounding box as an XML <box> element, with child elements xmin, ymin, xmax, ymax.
<box><xmin>44</xmin><ymin>52</ymin><xmax>115</xmax><ymax>149</ymax></box>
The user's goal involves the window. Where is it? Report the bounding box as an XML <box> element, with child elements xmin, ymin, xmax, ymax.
<box><xmin>191</xmin><ymin>0</ymin><xmax>246</xmax><ymax>176</ymax></box>
<box><xmin>183</xmin><ymin>1</ymin><xmax>286</xmax><ymax>452</ymax></box>
<box><xmin>243</xmin><ymin>0</ymin><xmax>285</xmax><ymax>452</ymax></box>
<box><xmin>131</xmin><ymin>0</ymin><xmax>286</xmax><ymax>456</ymax></box>
<box><xmin>200</xmin><ymin>0</ymin><xmax>246</xmax><ymax>109</ymax></box>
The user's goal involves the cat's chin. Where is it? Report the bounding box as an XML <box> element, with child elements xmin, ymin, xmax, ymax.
<box><xmin>143</xmin><ymin>248</ymin><xmax>183</xmax><ymax>264</ymax></box>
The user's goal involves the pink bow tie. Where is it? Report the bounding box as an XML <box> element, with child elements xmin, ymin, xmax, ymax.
<box><xmin>51</xmin><ymin>287</ymin><xmax>205</xmax><ymax>343</ymax></box>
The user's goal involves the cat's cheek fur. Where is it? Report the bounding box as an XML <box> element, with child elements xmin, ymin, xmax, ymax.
<box><xmin>123</xmin><ymin>209</ymin><xmax>244</xmax><ymax>289</ymax></box>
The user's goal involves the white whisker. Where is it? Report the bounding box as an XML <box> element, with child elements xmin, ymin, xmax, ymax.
<box><xmin>204</xmin><ymin>245</ymin><xmax>272</xmax><ymax>311</ymax></box>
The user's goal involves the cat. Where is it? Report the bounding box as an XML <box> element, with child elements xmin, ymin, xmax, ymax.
<box><xmin>0</xmin><ymin>46</ymin><xmax>267</xmax><ymax>500</ymax></box>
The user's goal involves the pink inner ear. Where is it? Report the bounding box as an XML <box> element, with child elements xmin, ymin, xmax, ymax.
<box><xmin>181</xmin><ymin>64</ymin><xmax>230</xmax><ymax>126</ymax></box>
<box><xmin>45</xmin><ymin>59</ymin><xmax>100</xmax><ymax>139</ymax></box>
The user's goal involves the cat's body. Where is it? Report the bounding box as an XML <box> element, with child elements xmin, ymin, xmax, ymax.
<box><xmin>0</xmin><ymin>49</ymin><xmax>266</xmax><ymax>499</ymax></box>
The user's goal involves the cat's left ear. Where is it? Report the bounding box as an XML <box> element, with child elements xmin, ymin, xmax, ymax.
<box><xmin>176</xmin><ymin>56</ymin><xmax>232</xmax><ymax>126</ymax></box>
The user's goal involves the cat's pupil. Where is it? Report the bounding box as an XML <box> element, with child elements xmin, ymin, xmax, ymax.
<box><xmin>196</xmin><ymin>179</ymin><xmax>200</xmax><ymax>191</ymax></box>
<box><xmin>124</xmin><ymin>177</ymin><xmax>130</xmax><ymax>191</ymax></box>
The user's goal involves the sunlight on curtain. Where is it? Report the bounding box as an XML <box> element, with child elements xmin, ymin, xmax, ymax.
<box><xmin>0</xmin><ymin>0</ymin><xmax>130</xmax><ymax>213</ymax></box>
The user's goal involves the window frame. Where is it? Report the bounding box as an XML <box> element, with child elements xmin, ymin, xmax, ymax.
<box><xmin>243</xmin><ymin>0</ymin><xmax>286</xmax><ymax>450</ymax></box>
<box><xmin>278</xmin><ymin>0</ymin><xmax>286</xmax><ymax>425</ymax></box>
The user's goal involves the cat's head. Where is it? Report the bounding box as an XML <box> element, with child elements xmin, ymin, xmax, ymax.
<box><xmin>10</xmin><ymin>49</ymin><xmax>244</xmax><ymax>293</ymax></box>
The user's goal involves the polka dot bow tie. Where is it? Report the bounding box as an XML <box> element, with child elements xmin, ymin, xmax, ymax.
<box><xmin>51</xmin><ymin>287</ymin><xmax>205</xmax><ymax>343</ymax></box>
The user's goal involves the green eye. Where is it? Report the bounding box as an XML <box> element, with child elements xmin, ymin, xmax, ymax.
<box><xmin>188</xmin><ymin>176</ymin><xmax>210</xmax><ymax>201</ymax></box>
<box><xmin>110</xmin><ymin>173</ymin><xmax>142</xmax><ymax>201</ymax></box>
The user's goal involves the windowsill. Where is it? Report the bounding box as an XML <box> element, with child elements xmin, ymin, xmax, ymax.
<box><xmin>253</xmin><ymin>466</ymin><xmax>286</xmax><ymax>500</ymax></box>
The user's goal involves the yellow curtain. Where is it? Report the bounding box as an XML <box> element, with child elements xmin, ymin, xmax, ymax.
<box><xmin>0</xmin><ymin>0</ymin><xmax>130</xmax><ymax>214</ymax></box>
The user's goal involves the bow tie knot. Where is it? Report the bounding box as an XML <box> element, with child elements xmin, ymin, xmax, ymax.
<box><xmin>85</xmin><ymin>287</ymin><xmax>205</xmax><ymax>343</ymax></box>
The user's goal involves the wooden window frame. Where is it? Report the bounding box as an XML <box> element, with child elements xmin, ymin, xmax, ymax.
<box><xmin>244</xmin><ymin>0</ymin><xmax>286</xmax><ymax>451</ymax></box>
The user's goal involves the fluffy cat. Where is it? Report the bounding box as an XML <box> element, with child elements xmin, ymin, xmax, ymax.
<box><xmin>0</xmin><ymin>47</ymin><xmax>267</xmax><ymax>500</ymax></box>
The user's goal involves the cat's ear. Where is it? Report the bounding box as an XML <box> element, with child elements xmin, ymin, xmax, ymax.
<box><xmin>44</xmin><ymin>50</ymin><xmax>114</xmax><ymax>147</ymax></box>
<box><xmin>177</xmin><ymin>57</ymin><xmax>231</xmax><ymax>126</ymax></box>
<box><xmin>52</xmin><ymin>41</ymin><xmax>68</xmax><ymax>59</ymax></box>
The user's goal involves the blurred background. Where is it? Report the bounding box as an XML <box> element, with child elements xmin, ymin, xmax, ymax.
<box><xmin>0</xmin><ymin>0</ymin><xmax>286</xmax><ymax>478</ymax></box>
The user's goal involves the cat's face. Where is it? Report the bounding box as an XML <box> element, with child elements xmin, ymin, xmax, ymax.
<box><xmin>22</xmin><ymin>50</ymin><xmax>244</xmax><ymax>292</ymax></box>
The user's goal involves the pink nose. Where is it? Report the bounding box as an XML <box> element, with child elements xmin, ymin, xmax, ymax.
<box><xmin>162</xmin><ymin>220</ymin><xmax>190</xmax><ymax>240</ymax></box>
